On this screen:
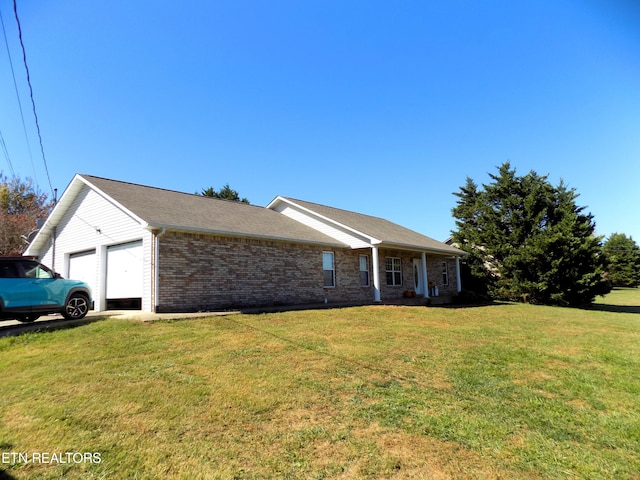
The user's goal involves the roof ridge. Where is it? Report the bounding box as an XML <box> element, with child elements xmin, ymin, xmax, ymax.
<box><xmin>283</xmin><ymin>197</ymin><xmax>390</xmax><ymax>222</ymax></box>
<box><xmin>80</xmin><ymin>174</ymin><xmax>263</xmax><ymax>209</ymax></box>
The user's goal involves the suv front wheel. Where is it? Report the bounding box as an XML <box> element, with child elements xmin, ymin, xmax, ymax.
<box><xmin>62</xmin><ymin>293</ymin><xmax>90</xmax><ymax>320</ymax></box>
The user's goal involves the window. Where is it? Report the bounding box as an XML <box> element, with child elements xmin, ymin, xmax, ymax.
<box><xmin>23</xmin><ymin>260</ymin><xmax>54</xmax><ymax>279</ymax></box>
<box><xmin>0</xmin><ymin>261</ymin><xmax>19</xmax><ymax>278</ymax></box>
<box><xmin>442</xmin><ymin>261</ymin><xmax>449</xmax><ymax>285</ymax></box>
<box><xmin>359</xmin><ymin>255</ymin><xmax>370</xmax><ymax>287</ymax></box>
<box><xmin>385</xmin><ymin>257</ymin><xmax>402</xmax><ymax>286</ymax></box>
<box><xmin>323</xmin><ymin>252</ymin><xmax>335</xmax><ymax>287</ymax></box>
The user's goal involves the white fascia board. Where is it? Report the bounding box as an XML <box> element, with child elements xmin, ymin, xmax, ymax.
<box><xmin>25</xmin><ymin>174</ymin><xmax>84</xmax><ymax>255</ymax></box>
<box><xmin>267</xmin><ymin>196</ymin><xmax>381</xmax><ymax>248</ymax></box>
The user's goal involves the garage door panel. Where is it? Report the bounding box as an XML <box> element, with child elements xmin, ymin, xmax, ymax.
<box><xmin>69</xmin><ymin>250</ymin><xmax>96</xmax><ymax>297</ymax></box>
<box><xmin>106</xmin><ymin>241</ymin><xmax>143</xmax><ymax>299</ymax></box>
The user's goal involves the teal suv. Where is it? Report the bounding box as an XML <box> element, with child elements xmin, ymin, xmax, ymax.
<box><xmin>0</xmin><ymin>257</ymin><xmax>92</xmax><ymax>322</ymax></box>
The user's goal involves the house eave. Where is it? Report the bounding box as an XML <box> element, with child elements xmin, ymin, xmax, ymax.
<box><xmin>378</xmin><ymin>241</ymin><xmax>468</xmax><ymax>256</ymax></box>
<box><xmin>143</xmin><ymin>223</ymin><xmax>347</xmax><ymax>248</ymax></box>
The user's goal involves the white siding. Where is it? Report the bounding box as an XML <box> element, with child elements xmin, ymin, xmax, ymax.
<box><xmin>274</xmin><ymin>204</ymin><xmax>374</xmax><ymax>249</ymax></box>
<box><xmin>37</xmin><ymin>185</ymin><xmax>153</xmax><ymax>312</ymax></box>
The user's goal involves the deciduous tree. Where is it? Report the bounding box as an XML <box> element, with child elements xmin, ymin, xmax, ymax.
<box><xmin>0</xmin><ymin>174</ymin><xmax>53</xmax><ymax>255</ymax></box>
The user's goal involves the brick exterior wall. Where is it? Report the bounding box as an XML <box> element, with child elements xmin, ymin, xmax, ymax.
<box><xmin>156</xmin><ymin>232</ymin><xmax>458</xmax><ymax>312</ymax></box>
<box><xmin>157</xmin><ymin>232</ymin><xmax>373</xmax><ymax>312</ymax></box>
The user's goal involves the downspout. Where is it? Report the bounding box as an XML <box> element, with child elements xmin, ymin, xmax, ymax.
<box><xmin>455</xmin><ymin>256</ymin><xmax>462</xmax><ymax>293</ymax></box>
<box><xmin>51</xmin><ymin>226</ymin><xmax>57</xmax><ymax>272</ymax></box>
<box><xmin>154</xmin><ymin>227</ymin><xmax>167</xmax><ymax>312</ymax></box>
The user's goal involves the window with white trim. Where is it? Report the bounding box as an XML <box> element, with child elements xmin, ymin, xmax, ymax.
<box><xmin>359</xmin><ymin>255</ymin><xmax>370</xmax><ymax>287</ymax></box>
<box><xmin>442</xmin><ymin>261</ymin><xmax>449</xmax><ymax>285</ymax></box>
<box><xmin>323</xmin><ymin>252</ymin><xmax>335</xmax><ymax>287</ymax></box>
<box><xmin>385</xmin><ymin>257</ymin><xmax>402</xmax><ymax>286</ymax></box>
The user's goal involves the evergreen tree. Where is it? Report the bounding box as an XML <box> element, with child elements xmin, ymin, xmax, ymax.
<box><xmin>603</xmin><ymin>233</ymin><xmax>640</xmax><ymax>287</ymax></box>
<box><xmin>200</xmin><ymin>183</ymin><xmax>249</xmax><ymax>203</ymax></box>
<box><xmin>452</xmin><ymin>162</ymin><xmax>610</xmax><ymax>306</ymax></box>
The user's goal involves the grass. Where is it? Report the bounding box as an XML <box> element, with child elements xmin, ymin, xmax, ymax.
<box><xmin>1</xmin><ymin>289</ymin><xmax>639</xmax><ymax>479</ymax></box>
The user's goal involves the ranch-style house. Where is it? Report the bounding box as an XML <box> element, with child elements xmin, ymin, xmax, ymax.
<box><xmin>25</xmin><ymin>175</ymin><xmax>465</xmax><ymax>312</ymax></box>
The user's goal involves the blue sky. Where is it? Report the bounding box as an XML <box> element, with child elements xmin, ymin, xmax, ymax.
<box><xmin>1</xmin><ymin>0</ymin><xmax>639</xmax><ymax>242</ymax></box>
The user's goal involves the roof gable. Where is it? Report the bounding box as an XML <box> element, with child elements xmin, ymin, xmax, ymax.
<box><xmin>268</xmin><ymin>197</ymin><xmax>464</xmax><ymax>255</ymax></box>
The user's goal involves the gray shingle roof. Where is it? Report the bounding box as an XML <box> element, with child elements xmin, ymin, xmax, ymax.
<box><xmin>81</xmin><ymin>175</ymin><xmax>345</xmax><ymax>246</ymax></box>
<box><xmin>281</xmin><ymin>197</ymin><xmax>463</xmax><ymax>255</ymax></box>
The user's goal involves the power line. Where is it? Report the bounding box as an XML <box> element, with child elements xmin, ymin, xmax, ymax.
<box><xmin>12</xmin><ymin>0</ymin><xmax>53</xmax><ymax>198</ymax></box>
<box><xmin>1</xmin><ymin>6</ymin><xmax>32</xmax><ymax>179</ymax></box>
<box><xmin>0</xmin><ymin>129</ymin><xmax>15</xmax><ymax>176</ymax></box>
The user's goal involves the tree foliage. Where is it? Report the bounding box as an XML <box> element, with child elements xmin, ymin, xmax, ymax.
<box><xmin>0</xmin><ymin>174</ymin><xmax>53</xmax><ymax>255</ymax></box>
<box><xmin>452</xmin><ymin>162</ymin><xmax>610</xmax><ymax>306</ymax></box>
<box><xmin>603</xmin><ymin>233</ymin><xmax>640</xmax><ymax>287</ymax></box>
<box><xmin>200</xmin><ymin>183</ymin><xmax>249</xmax><ymax>203</ymax></box>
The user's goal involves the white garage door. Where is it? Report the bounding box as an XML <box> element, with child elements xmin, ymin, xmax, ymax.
<box><xmin>106</xmin><ymin>241</ymin><xmax>143</xmax><ymax>301</ymax></box>
<box><xmin>69</xmin><ymin>250</ymin><xmax>96</xmax><ymax>297</ymax></box>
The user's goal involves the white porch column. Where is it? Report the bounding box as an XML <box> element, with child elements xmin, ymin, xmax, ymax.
<box><xmin>421</xmin><ymin>252</ymin><xmax>429</xmax><ymax>298</ymax></box>
<box><xmin>455</xmin><ymin>256</ymin><xmax>462</xmax><ymax>292</ymax></box>
<box><xmin>372</xmin><ymin>245</ymin><xmax>381</xmax><ymax>302</ymax></box>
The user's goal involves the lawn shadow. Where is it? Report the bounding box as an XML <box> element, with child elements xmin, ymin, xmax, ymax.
<box><xmin>440</xmin><ymin>300</ymin><xmax>508</xmax><ymax>309</ymax></box>
<box><xmin>0</xmin><ymin>470</ymin><xmax>17</xmax><ymax>480</ymax></box>
<box><xmin>585</xmin><ymin>304</ymin><xmax>640</xmax><ymax>315</ymax></box>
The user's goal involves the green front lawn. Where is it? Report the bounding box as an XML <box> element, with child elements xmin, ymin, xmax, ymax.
<box><xmin>1</xmin><ymin>290</ymin><xmax>639</xmax><ymax>479</ymax></box>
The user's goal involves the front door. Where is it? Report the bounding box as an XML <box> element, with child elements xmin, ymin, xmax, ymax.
<box><xmin>412</xmin><ymin>259</ymin><xmax>424</xmax><ymax>295</ymax></box>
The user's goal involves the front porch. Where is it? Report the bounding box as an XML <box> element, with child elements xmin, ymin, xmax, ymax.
<box><xmin>366</xmin><ymin>246</ymin><xmax>463</xmax><ymax>304</ymax></box>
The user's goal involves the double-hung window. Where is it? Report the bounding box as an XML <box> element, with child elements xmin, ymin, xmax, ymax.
<box><xmin>442</xmin><ymin>262</ymin><xmax>449</xmax><ymax>286</ymax></box>
<box><xmin>385</xmin><ymin>257</ymin><xmax>402</xmax><ymax>286</ymax></box>
<box><xmin>323</xmin><ymin>252</ymin><xmax>335</xmax><ymax>287</ymax></box>
<box><xmin>359</xmin><ymin>255</ymin><xmax>370</xmax><ymax>287</ymax></box>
